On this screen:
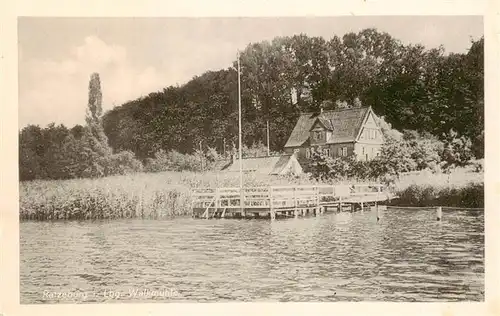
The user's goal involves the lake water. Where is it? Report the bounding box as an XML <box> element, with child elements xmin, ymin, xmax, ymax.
<box><xmin>20</xmin><ymin>208</ymin><xmax>484</xmax><ymax>303</ymax></box>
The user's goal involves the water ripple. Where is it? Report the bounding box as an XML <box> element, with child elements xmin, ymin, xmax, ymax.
<box><xmin>20</xmin><ymin>209</ymin><xmax>484</xmax><ymax>303</ymax></box>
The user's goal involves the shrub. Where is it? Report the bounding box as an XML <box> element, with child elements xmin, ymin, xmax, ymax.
<box><xmin>377</xmin><ymin>137</ymin><xmax>417</xmax><ymax>177</ymax></box>
<box><xmin>472</xmin><ymin>159</ymin><xmax>484</xmax><ymax>173</ymax></box>
<box><xmin>308</xmin><ymin>153</ymin><xmax>354</xmax><ymax>181</ymax></box>
<box><xmin>394</xmin><ymin>182</ymin><xmax>484</xmax><ymax>208</ymax></box>
<box><xmin>102</xmin><ymin>151</ymin><xmax>143</xmax><ymax>176</ymax></box>
<box><xmin>441</xmin><ymin>129</ymin><xmax>474</xmax><ymax>171</ymax></box>
<box><xmin>403</xmin><ymin>130</ymin><xmax>444</xmax><ymax>171</ymax></box>
<box><xmin>145</xmin><ymin>149</ymin><xmax>220</xmax><ymax>173</ymax></box>
<box><xmin>144</xmin><ymin>149</ymin><xmax>172</xmax><ymax>173</ymax></box>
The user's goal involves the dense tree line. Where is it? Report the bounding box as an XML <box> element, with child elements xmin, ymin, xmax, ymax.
<box><xmin>19</xmin><ymin>29</ymin><xmax>484</xmax><ymax>181</ymax></box>
<box><xmin>102</xmin><ymin>29</ymin><xmax>484</xmax><ymax>160</ymax></box>
<box><xmin>19</xmin><ymin>73</ymin><xmax>142</xmax><ymax>181</ymax></box>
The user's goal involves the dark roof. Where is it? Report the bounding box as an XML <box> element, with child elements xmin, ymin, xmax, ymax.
<box><xmin>285</xmin><ymin>106</ymin><xmax>372</xmax><ymax>147</ymax></box>
<box><xmin>313</xmin><ymin>116</ymin><xmax>335</xmax><ymax>131</ymax></box>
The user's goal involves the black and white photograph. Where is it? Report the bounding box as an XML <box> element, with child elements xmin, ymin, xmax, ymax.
<box><xmin>2</xmin><ymin>2</ymin><xmax>496</xmax><ymax>313</ymax></box>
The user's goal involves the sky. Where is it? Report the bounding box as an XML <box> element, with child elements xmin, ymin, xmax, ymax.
<box><xmin>18</xmin><ymin>16</ymin><xmax>483</xmax><ymax>128</ymax></box>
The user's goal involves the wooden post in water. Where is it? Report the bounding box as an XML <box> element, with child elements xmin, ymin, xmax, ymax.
<box><xmin>436</xmin><ymin>206</ymin><xmax>442</xmax><ymax>221</ymax></box>
<box><xmin>361</xmin><ymin>201</ymin><xmax>364</xmax><ymax>212</ymax></box>
<box><xmin>376</xmin><ymin>185</ymin><xmax>380</xmax><ymax>209</ymax></box>
<box><xmin>376</xmin><ymin>204</ymin><xmax>380</xmax><ymax>222</ymax></box>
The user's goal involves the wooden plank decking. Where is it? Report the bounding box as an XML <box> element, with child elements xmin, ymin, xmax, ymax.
<box><xmin>191</xmin><ymin>184</ymin><xmax>391</xmax><ymax>219</ymax></box>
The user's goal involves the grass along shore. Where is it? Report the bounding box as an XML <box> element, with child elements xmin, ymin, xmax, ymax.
<box><xmin>390</xmin><ymin>166</ymin><xmax>483</xmax><ymax>208</ymax></box>
<box><xmin>20</xmin><ymin>166</ymin><xmax>483</xmax><ymax>220</ymax></box>
<box><xmin>20</xmin><ymin>171</ymin><xmax>319</xmax><ymax>220</ymax></box>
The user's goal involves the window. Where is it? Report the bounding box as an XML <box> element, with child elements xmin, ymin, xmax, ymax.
<box><xmin>342</xmin><ymin>147</ymin><xmax>347</xmax><ymax>156</ymax></box>
<box><xmin>338</xmin><ymin>147</ymin><xmax>342</xmax><ymax>156</ymax></box>
<box><xmin>314</xmin><ymin>131</ymin><xmax>322</xmax><ymax>140</ymax></box>
<box><xmin>306</xmin><ymin>148</ymin><xmax>311</xmax><ymax>158</ymax></box>
<box><xmin>324</xmin><ymin>148</ymin><xmax>331</xmax><ymax>156</ymax></box>
<box><xmin>362</xmin><ymin>146</ymin><xmax>365</xmax><ymax>155</ymax></box>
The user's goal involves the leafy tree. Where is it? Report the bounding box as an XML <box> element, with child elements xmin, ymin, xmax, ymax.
<box><xmin>441</xmin><ymin>129</ymin><xmax>474</xmax><ymax>171</ymax></box>
<box><xmin>100</xmin><ymin>31</ymin><xmax>483</xmax><ymax>163</ymax></box>
<box><xmin>377</xmin><ymin>137</ymin><xmax>417</xmax><ymax>177</ymax></box>
<box><xmin>19</xmin><ymin>125</ymin><xmax>45</xmax><ymax>180</ymax></box>
<box><xmin>83</xmin><ymin>73</ymin><xmax>112</xmax><ymax>156</ymax></box>
<box><xmin>20</xmin><ymin>29</ymin><xmax>484</xmax><ymax>181</ymax></box>
<box><xmin>403</xmin><ymin>130</ymin><xmax>444</xmax><ymax>171</ymax></box>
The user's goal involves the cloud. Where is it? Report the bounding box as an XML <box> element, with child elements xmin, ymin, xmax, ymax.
<box><xmin>19</xmin><ymin>36</ymin><xmax>168</xmax><ymax>128</ymax></box>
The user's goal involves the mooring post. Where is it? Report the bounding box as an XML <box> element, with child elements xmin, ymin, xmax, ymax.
<box><xmin>376</xmin><ymin>185</ymin><xmax>380</xmax><ymax>208</ymax></box>
<box><xmin>436</xmin><ymin>206</ymin><xmax>442</xmax><ymax>221</ymax></box>
<box><xmin>338</xmin><ymin>195</ymin><xmax>342</xmax><ymax>213</ymax></box>
<box><xmin>361</xmin><ymin>201</ymin><xmax>364</xmax><ymax>212</ymax></box>
<box><xmin>376</xmin><ymin>204</ymin><xmax>380</xmax><ymax>222</ymax></box>
<box><xmin>215</xmin><ymin>187</ymin><xmax>220</xmax><ymax>212</ymax></box>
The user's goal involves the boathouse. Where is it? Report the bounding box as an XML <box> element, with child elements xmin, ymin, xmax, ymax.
<box><xmin>222</xmin><ymin>154</ymin><xmax>303</xmax><ymax>176</ymax></box>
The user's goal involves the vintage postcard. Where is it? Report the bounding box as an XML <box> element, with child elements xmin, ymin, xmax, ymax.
<box><xmin>1</xmin><ymin>0</ymin><xmax>499</xmax><ymax>315</ymax></box>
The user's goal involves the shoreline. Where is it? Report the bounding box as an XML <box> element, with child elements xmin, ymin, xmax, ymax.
<box><xmin>18</xmin><ymin>170</ymin><xmax>483</xmax><ymax>221</ymax></box>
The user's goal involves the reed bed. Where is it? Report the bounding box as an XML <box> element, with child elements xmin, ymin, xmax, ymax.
<box><xmin>394</xmin><ymin>166</ymin><xmax>483</xmax><ymax>191</ymax></box>
<box><xmin>19</xmin><ymin>171</ymin><xmax>322</xmax><ymax>221</ymax></box>
<box><xmin>391</xmin><ymin>182</ymin><xmax>484</xmax><ymax>208</ymax></box>
<box><xmin>20</xmin><ymin>167</ymin><xmax>483</xmax><ymax>221</ymax></box>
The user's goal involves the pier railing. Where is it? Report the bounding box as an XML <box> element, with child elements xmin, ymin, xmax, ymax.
<box><xmin>191</xmin><ymin>184</ymin><xmax>388</xmax><ymax>210</ymax></box>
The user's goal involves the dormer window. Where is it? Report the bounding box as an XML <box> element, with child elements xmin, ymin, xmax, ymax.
<box><xmin>313</xmin><ymin>131</ymin><xmax>322</xmax><ymax>140</ymax></box>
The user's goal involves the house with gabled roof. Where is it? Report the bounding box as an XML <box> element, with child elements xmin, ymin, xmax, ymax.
<box><xmin>283</xmin><ymin>106</ymin><xmax>384</xmax><ymax>164</ymax></box>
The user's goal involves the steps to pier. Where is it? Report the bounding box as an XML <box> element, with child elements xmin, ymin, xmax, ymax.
<box><xmin>191</xmin><ymin>184</ymin><xmax>390</xmax><ymax>220</ymax></box>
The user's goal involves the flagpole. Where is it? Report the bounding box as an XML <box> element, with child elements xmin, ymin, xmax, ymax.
<box><xmin>238</xmin><ymin>51</ymin><xmax>243</xmax><ymax>192</ymax></box>
<box><xmin>267</xmin><ymin>120</ymin><xmax>270</xmax><ymax>156</ymax></box>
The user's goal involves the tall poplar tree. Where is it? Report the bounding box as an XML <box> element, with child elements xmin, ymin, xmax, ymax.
<box><xmin>80</xmin><ymin>72</ymin><xmax>112</xmax><ymax>177</ymax></box>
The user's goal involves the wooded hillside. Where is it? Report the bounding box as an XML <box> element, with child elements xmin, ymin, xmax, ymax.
<box><xmin>19</xmin><ymin>29</ymin><xmax>484</xmax><ymax>181</ymax></box>
<box><xmin>102</xmin><ymin>29</ymin><xmax>484</xmax><ymax>160</ymax></box>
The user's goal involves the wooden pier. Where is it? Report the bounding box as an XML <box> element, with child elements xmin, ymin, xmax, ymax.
<box><xmin>191</xmin><ymin>184</ymin><xmax>390</xmax><ymax>219</ymax></box>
